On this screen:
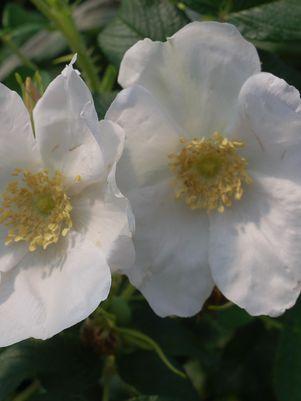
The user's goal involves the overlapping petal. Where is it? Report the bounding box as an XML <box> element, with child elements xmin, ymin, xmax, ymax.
<box><xmin>0</xmin><ymin>83</ymin><xmax>40</xmax><ymax>172</ymax></box>
<box><xmin>72</xmin><ymin>177</ymin><xmax>135</xmax><ymax>273</ymax></box>
<box><xmin>0</xmin><ymin>84</ymin><xmax>40</xmax><ymax>274</ymax></box>
<box><xmin>106</xmin><ymin>85</ymin><xmax>180</xmax><ymax>192</ymax></box>
<box><xmin>94</xmin><ymin>120</ymin><xmax>125</xmax><ymax>178</ymax></box>
<box><xmin>33</xmin><ymin>63</ymin><xmax>105</xmax><ymax>193</ymax></box>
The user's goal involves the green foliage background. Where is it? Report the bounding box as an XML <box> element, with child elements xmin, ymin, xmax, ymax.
<box><xmin>0</xmin><ymin>0</ymin><xmax>301</xmax><ymax>400</ymax></box>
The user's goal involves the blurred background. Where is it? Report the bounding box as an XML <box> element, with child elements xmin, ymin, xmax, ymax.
<box><xmin>0</xmin><ymin>1</ymin><xmax>301</xmax><ymax>401</ymax></box>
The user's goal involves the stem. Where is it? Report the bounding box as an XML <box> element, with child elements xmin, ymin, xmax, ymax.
<box><xmin>102</xmin><ymin>381</ymin><xmax>110</xmax><ymax>401</ymax></box>
<box><xmin>101</xmin><ymin>356</ymin><xmax>115</xmax><ymax>401</ymax></box>
<box><xmin>121</xmin><ymin>283</ymin><xmax>136</xmax><ymax>300</ymax></box>
<box><xmin>96</xmin><ymin>308</ymin><xmax>116</xmax><ymax>325</ymax></box>
<box><xmin>30</xmin><ymin>0</ymin><xmax>101</xmax><ymax>92</ymax></box>
<box><xmin>260</xmin><ymin>316</ymin><xmax>283</xmax><ymax>330</ymax></box>
<box><xmin>99</xmin><ymin>65</ymin><xmax>117</xmax><ymax>92</ymax></box>
<box><xmin>118</xmin><ymin>327</ymin><xmax>186</xmax><ymax>379</ymax></box>
<box><xmin>207</xmin><ymin>301</ymin><xmax>233</xmax><ymax>311</ymax></box>
<box><xmin>12</xmin><ymin>380</ymin><xmax>40</xmax><ymax>401</ymax></box>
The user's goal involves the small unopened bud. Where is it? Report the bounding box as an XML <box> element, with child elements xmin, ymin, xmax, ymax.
<box><xmin>80</xmin><ymin>318</ymin><xmax>119</xmax><ymax>356</ymax></box>
<box><xmin>24</xmin><ymin>77</ymin><xmax>41</xmax><ymax>115</ymax></box>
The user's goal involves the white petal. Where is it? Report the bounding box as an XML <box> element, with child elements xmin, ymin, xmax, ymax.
<box><xmin>0</xmin><ymin>83</ymin><xmax>40</xmax><ymax>170</ymax></box>
<box><xmin>237</xmin><ymin>72</ymin><xmax>301</xmax><ymax>181</ymax></box>
<box><xmin>125</xmin><ymin>179</ymin><xmax>214</xmax><ymax>317</ymax></box>
<box><xmin>0</xmin><ymin>232</ymin><xmax>111</xmax><ymax>346</ymax></box>
<box><xmin>209</xmin><ymin>175</ymin><xmax>301</xmax><ymax>317</ymax></box>
<box><xmin>0</xmin><ymin>84</ymin><xmax>39</xmax><ymax>274</ymax></box>
<box><xmin>94</xmin><ymin>120</ymin><xmax>126</xmax><ymax>178</ymax></box>
<box><xmin>119</xmin><ymin>21</ymin><xmax>260</xmax><ymax>137</ymax></box>
<box><xmin>72</xmin><ymin>176</ymin><xmax>135</xmax><ymax>273</ymax></box>
<box><xmin>106</xmin><ymin>85</ymin><xmax>180</xmax><ymax>191</ymax></box>
<box><xmin>0</xmin><ymin>227</ymin><xmax>27</xmax><ymax>273</ymax></box>
<box><xmin>33</xmin><ymin>63</ymin><xmax>104</xmax><ymax>192</ymax></box>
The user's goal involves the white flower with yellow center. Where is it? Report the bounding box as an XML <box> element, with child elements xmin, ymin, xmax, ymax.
<box><xmin>0</xmin><ymin>61</ymin><xmax>134</xmax><ymax>346</ymax></box>
<box><xmin>107</xmin><ymin>21</ymin><xmax>301</xmax><ymax>318</ymax></box>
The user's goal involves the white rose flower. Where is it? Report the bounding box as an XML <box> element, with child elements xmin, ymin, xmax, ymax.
<box><xmin>107</xmin><ymin>21</ymin><xmax>301</xmax><ymax>318</ymax></box>
<box><xmin>0</xmin><ymin>60</ymin><xmax>134</xmax><ymax>346</ymax></box>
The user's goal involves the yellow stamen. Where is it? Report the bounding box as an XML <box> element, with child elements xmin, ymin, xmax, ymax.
<box><xmin>0</xmin><ymin>169</ymin><xmax>73</xmax><ymax>251</ymax></box>
<box><xmin>169</xmin><ymin>132</ymin><xmax>252</xmax><ymax>212</ymax></box>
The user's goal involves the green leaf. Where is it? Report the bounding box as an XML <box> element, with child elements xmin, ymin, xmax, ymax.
<box><xmin>0</xmin><ymin>341</ymin><xmax>37</xmax><ymax>400</ymax></box>
<box><xmin>8</xmin><ymin>24</ymin><xmax>47</xmax><ymax>44</ymax></box>
<box><xmin>194</xmin><ymin>305</ymin><xmax>253</xmax><ymax>352</ymax></box>
<box><xmin>98</xmin><ymin>0</ymin><xmax>188</xmax><ymax>66</ymax></box>
<box><xmin>127</xmin><ymin>397</ymin><xmax>176</xmax><ymax>401</ymax></box>
<box><xmin>130</xmin><ymin>301</ymin><xmax>200</xmax><ymax>357</ymax></box>
<box><xmin>117</xmin><ymin>351</ymin><xmax>199</xmax><ymax>401</ymax></box>
<box><xmin>181</xmin><ymin>0</ymin><xmax>221</xmax><ymax>15</ymax></box>
<box><xmin>228</xmin><ymin>0</ymin><xmax>279</xmax><ymax>12</ymax></box>
<box><xmin>259</xmin><ymin>50</ymin><xmax>301</xmax><ymax>92</ymax></box>
<box><xmin>182</xmin><ymin>0</ymin><xmax>276</xmax><ymax>16</ymax></box>
<box><xmin>1</xmin><ymin>3</ymin><xmax>48</xmax><ymax>46</ymax></box>
<box><xmin>274</xmin><ymin>301</ymin><xmax>301</xmax><ymax>401</ymax></box>
<box><xmin>0</xmin><ymin>332</ymin><xmax>103</xmax><ymax>401</ymax></box>
<box><xmin>183</xmin><ymin>0</ymin><xmax>301</xmax><ymax>55</ymax></box>
<box><xmin>228</xmin><ymin>0</ymin><xmax>301</xmax><ymax>51</ymax></box>
<box><xmin>207</xmin><ymin>320</ymin><xmax>278</xmax><ymax>401</ymax></box>
<box><xmin>210</xmin><ymin>305</ymin><xmax>253</xmax><ymax>332</ymax></box>
<box><xmin>2</xmin><ymin>3</ymin><xmax>46</xmax><ymax>29</ymax></box>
